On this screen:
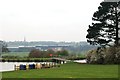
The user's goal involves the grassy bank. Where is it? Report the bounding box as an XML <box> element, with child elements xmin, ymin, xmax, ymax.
<box><xmin>2</xmin><ymin>62</ymin><xmax>118</xmax><ymax>78</ymax></box>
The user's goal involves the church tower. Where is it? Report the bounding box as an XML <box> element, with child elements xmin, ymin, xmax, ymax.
<box><xmin>24</xmin><ymin>37</ymin><xmax>26</xmax><ymax>47</ymax></box>
<box><xmin>24</xmin><ymin>37</ymin><xmax>26</xmax><ymax>42</ymax></box>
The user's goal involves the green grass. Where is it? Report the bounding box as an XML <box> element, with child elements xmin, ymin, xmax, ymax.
<box><xmin>2</xmin><ymin>52</ymin><xmax>29</xmax><ymax>57</ymax></box>
<box><xmin>2</xmin><ymin>63</ymin><xmax>118</xmax><ymax>78</ymax></box>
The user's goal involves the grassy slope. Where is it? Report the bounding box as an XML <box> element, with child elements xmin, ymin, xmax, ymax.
<box><xmin>2</xmin><ymin>63</ymin><xmax>118</xmax><ymax>78</ymax></box>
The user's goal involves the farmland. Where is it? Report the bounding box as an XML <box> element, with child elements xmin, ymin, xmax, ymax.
<box><xmin>1</xmin><ymin>52</ymin><xmax>29</xmax><ymax>57</ymax></box>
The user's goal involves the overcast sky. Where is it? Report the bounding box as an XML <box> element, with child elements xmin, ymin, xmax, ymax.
<box><xmin>0</xmin><ymin>0</ymin><xmax>104</xmax><ymax>42</ymax></box>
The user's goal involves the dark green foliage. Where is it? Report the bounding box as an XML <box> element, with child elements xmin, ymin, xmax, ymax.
<box><xmin>2</xmin><ymin>55</ymin><xmax>20</xmax><ymax>59</ymax></box>
<box><xmin>86</xmin><ymin>1</ymin><xmax>120</xmax><ymax>47</ymax></box>
<box><xmin>0</xmin><ymin>58</ymin><xmax>52</xmax><ymax>62</ymax></box>
<box><xmin>86</xmin><ymin>1</ymin><xmax>120</xmax><ymax>64</ymax></box>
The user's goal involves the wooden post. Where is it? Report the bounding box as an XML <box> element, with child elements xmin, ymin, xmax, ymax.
<box><xmin>26</xmin><ymin>64</ymin><xmax>29</xmax><ymax>70</ymax></box>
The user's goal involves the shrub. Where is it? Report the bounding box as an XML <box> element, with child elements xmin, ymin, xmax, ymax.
<box><xmin>86</xmin><ymin>46</ymin><xmax>120</xmax><ymax>64</ymax></box>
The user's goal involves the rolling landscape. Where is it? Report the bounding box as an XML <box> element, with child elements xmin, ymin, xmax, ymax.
<box><xmin>0</xmin><ymin>0</ymin><xmax>120</xmax><ymax>80</ymax></box>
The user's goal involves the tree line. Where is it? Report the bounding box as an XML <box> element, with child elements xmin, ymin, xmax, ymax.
<box><xmin>29</xmin><ymin>49</ymin><xmax>69</xmax><ymax>58</ymax></box>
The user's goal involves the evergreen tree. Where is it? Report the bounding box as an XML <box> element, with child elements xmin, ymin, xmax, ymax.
<box><xmin>86</xmin><ymin>1</ymin><xmax>120</xmax><ymax>47</ymax></box>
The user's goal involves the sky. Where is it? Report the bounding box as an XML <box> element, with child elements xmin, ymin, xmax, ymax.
<box><xmin>0</xmin><ymin>0</ymin><xmax>104</xmax><ymax>42</ymax></box>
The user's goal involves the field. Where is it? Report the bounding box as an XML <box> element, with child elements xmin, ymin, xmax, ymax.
<box><xmin>2</xmin><ymin>62</ymin><xmax>118</xmax><ymax>78</ymax></box>
<box><xmin>1</xmin><ymin>52</ymin><xmax>86</xmax><ymax>58</ymax></box>
<box><xmin>1</xmin><ymin>52</ymin><xmax>29</xmax><ymax>57</ymax></box>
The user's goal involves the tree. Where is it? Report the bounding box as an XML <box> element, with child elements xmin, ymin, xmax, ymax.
<box><xmin>0</xmin><ymin>41</ymin><xmax>9</xmax><ymax>52</ymax></box>
<box><xmin>86</xmin><ymin>1</ymin><xmax>120</xmax><ymax>47</ymax></box>
<box><xmin>46</xmin><ymin>49</ymin><xmax>55</xmax><ymax>57</ymax></box>
<box><xmin>29</xmin><ymin>49</ymin><xmax>41</xmax><ymax>58</ymax></box>
<box><xmin>56</xmin><ymin>50</ymin><xmax>69</xmax><ymax>56</ymax></box>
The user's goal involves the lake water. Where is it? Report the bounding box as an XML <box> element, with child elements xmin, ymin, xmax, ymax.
<box><xmin>74</xmin><ymin>59</ymin><xmax>87</xmax><ymax>63</ymax></box>
<box><xmin>0</xmin><ymin>60</ymin><xmax>86</xmax><ymax>72</ymax></box>
<box><xmin>0</xmin><ymin>62</ymin><xmax>53</xmax><ymax>72</ymax></box>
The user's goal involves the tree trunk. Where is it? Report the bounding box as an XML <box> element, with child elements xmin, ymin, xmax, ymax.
<box><xmin>115</xmin><ymin>6</ymin><xmax>119</xmax><ymax>46</ymax></box>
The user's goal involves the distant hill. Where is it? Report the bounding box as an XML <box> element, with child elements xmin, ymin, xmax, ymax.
<box><xmin>5</xmin><ymin>41</ymin><xmax>98</xmax><ymax>53</ymax></box>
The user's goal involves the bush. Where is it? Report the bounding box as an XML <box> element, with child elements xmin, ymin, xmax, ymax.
<box><xmin>86</xmin><ymin>50</ymin><xmax>95</xmax><ymax>64</ymax></box>
<box><xmin>86</xmin><ymin>46</ymin><xmax>120</xmax><ymax>64</ymax></box>
<box><xmin>116</xmin><ymin>47</ymin><xmax>120</xmax><ymax>64</ymax></box>
<box><xmin>104</xmin><ymin>47</ymin><xmax>116</xmax><ymax>64</ymax></box>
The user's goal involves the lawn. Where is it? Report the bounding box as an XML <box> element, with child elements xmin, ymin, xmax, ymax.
<box><xmin>2</xmin><ymin>62</ymin><xmax>118</xmax><ymax>78</ymax></box>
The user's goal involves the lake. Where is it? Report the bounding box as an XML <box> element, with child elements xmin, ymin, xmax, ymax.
<box><xmin>0</xmin><ymin>60</ymin><xmax>86</xmax><ymax>72</ymax></box>
<box><xmin>0</xmin><ymin>62</ymin><xmax>53</xmax><ymax>72</ymax></box>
